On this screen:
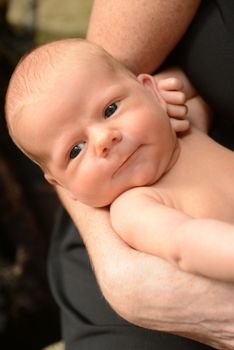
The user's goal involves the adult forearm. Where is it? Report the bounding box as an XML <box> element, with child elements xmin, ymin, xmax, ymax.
<box><xmin>87</xmin><ymin>0</ymin><xmax>201</xmax><ymax>74</ymax></box>
<box><xmin>58</xmin><ymin>189</ymin><xmax>234</xmax><ymax>349</ymax></box>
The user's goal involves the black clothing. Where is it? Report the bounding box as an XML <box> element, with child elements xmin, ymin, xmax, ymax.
<box><xmin>170</xmin><ymin>0</ymin><xmax>234</xmax><ymax>150</ymax></box>
<box><xmin>48</xmin><ymin>1</ymin><xmax>234</xmax><ymax>349</ymax></box>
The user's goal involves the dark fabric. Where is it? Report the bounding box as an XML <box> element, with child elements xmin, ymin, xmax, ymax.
<box><xmin>48</xmin><ymin>1</ymin><xmax>234</xmax><ymax>349</ymax></box>
<box><xmin>169</xmin><ymin>0</ymin><xmax>234</xmax><ymax>150</ymax></box>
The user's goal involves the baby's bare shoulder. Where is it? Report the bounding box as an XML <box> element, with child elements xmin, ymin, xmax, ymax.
<box><xmin>111</xmin><ymin>186</ymin><xmax>166</xmax><ymax>213</ymax></box>
<box><xmin>110</xmin><ymin>186</ymin><xmax>168</xmax><ymax>240</ymax></box>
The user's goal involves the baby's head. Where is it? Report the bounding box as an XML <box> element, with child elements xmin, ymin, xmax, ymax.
<box><xmin>5</xmin><ymin>38</ymin><xmax>184</xmax><ymax>207</ymax></box>
<box><xmin>5</xmin><ymin>38</ymin><xmax>131</xmax><ymax>167</ymax></box>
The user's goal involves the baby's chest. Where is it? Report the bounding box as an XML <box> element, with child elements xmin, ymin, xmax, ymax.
<box><xmin>154</xmin><ymin>184</ymin><xmax>234</xmax><ymax>224</ymax></box>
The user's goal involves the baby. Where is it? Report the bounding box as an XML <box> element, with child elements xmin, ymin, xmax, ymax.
<box><xmin>5</xmin><ymin>38</ymin><xmax>234</xmax><ymax>282</ymax></box>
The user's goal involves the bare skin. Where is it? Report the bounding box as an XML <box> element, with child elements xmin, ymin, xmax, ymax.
<box><xmin>111</xmin><ymin>127</ymin><xmax>234</xmax><ymax>281</ymax></box>
<box><xmin>87</xmin><ymin>0</ymin><xmax>202</xmax><ymax>74</ymax></box>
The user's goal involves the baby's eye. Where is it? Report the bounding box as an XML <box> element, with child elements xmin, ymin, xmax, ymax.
<box><xmin>69</xmin><ymin>142</ymin><xmax>85</xmax><ymax>159</ymax></box>
<box><xmin>104</xmin><ymin>102</ymin><xmax>118</xmax><ymax>119</ymax></box>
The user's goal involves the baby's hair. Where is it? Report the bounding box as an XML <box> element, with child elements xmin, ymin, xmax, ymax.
<box><xmin>5</xmin><ymin>38</ymin><xmax>134</xmax><ymax>166</ymax></box>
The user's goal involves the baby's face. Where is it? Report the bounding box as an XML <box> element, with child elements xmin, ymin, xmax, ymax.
<box><xmin>18</xmin><ymin>58</ymin><xmax>177</xmax><ymax>207</ymax></box>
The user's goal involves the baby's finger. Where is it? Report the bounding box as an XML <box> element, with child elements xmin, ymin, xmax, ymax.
<box><xmin>167</xmin><ymin>103</ymin><xmax>188</xmax><ymax>118</ymax></box>
<box><xmin>170</xmin><ymin>118</ymin><xmax>190</xmax><ymax>133</ymax></box>
<box><xmin>158</xmin><ymin>77</ymin><xmax>183</xmax><ymax>91</ymax></box>
<box><xmin>160</xmin><ymin>90</ymin><xmax>186</xmax><ymax>105</ymax></box>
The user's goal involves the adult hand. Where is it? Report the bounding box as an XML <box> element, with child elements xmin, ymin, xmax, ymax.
<box><xmin>57</xmin><ymin>187</ymin><xmax>234</xmax><ymax>350</ymax></box>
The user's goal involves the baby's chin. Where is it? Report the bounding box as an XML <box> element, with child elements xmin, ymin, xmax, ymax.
<box><xmin>75</xmin><ymin>190</ymin><xmax>127</xmax><ymax>208</ymax></box>
<box><xmin>74</xmin><ymin>193</ymin><xmax>115</xmax><ymax>208</ymax></box>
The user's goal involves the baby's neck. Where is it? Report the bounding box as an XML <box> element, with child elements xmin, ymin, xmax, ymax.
<box><xmin>169</xmin><ymin>126</ymin><xmax>234</xmax><ymax>184</ymax></box>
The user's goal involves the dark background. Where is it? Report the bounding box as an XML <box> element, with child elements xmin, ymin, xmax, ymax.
<box><xmin>0</xmin><ymin>1</ymin><xmax>92</xmax><ymax>349</ymax></box>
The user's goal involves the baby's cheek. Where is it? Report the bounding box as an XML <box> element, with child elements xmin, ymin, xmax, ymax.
<box><xmin>78</xmin><ymin>162</ymin><xmax>104</xmax><ymax>193</ymax></box>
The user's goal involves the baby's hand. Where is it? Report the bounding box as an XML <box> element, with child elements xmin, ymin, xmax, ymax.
<box><xmin>157</xmin><ymin>77</ymin><xmax>188</xmax><ymax>119</ymax></box>
<box><xmin>157</xmin><ymin>77</ymin><xmax>190</xmax><ymax>133</ymax></box>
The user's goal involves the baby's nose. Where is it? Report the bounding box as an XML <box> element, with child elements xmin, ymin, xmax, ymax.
<box><xmin>92</xmin><ymin>127</ymin><xmax>122</xmax><ymax>157</ymax></box>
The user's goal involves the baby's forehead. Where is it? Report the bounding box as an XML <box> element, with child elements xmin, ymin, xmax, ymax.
<box><xmin>6</xmin><ymin>39</ymin><xmax>127</xmax><ymax>134</ymax></box>
<box><xmin>9</xmin><ymin>40</ymin><xmax>113</xmax><ymax>104</ymax></box>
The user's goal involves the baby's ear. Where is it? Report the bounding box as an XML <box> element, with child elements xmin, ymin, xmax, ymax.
<box><xmin>137</xmin><ymin>74</ymin><xmax>167</xmax><ymax>111</ymax></box>
<box><xmin>44</xmin><ymin>172</ymin><xmax>60</xmax><ymax>187</ymax></box>
<box><xmin>44</xmin><ymin>173</ymin><xmax>78</xmax><ymax>200</ymax></box>
<box><xmin>137</xmin><ymin>74</ymin><xmax>190</xmax><ymax>134</ymax></box>
<box><xmin>169</xmin><ymin>118</ymin><xmax>190</xmax><ymax>133</ymax></box>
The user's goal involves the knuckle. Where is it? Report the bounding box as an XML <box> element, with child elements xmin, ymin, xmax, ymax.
<box><xmin>177</xmin><ymin>92</ymin><xmax>186</xmax><ymax>104</ymax></box>
<box><xmin>171</xmin><ymin>77</ymin><xmax>183</xmax><ymax>89</ymax></box>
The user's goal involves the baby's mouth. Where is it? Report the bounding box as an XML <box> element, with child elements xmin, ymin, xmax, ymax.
<box><xmin>113</xmin><ymin>146</ymin><xmax>140</xmax><ymax>177</ymax></box>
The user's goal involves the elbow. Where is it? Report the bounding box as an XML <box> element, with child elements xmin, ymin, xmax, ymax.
<box><xmin>167</xmin><ymin>241</ymin><xmax>190</xmax><ymax>275</ymax></box>
<box><xmin>97</xmin><ymin>252</ymin><xmax>198</xmax><ymax>332</ymax></box>
<box><xmin>97</xmin><ymin>258</ymin><xmax>146</xmax><ymax>324</ymax></box>
<box><xmin>166</xmin><ymin>221</ymin><xmax>195</xmax><ymax>274</ymax></box>
<box><xmin>97</xmin><ymin>257</ymin><xmax>176</xmax><ymax>329</ymax></box>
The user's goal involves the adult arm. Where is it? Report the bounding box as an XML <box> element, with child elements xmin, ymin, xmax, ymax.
<box><xmin>58</xmin><ymin>188</ymin><xmax>234</xmax><ymax>350</ymax></box>
<box><xmin>87</xmin><ymin>0</ymin><xmax>201</xmax><ymax>74</ymax></box>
